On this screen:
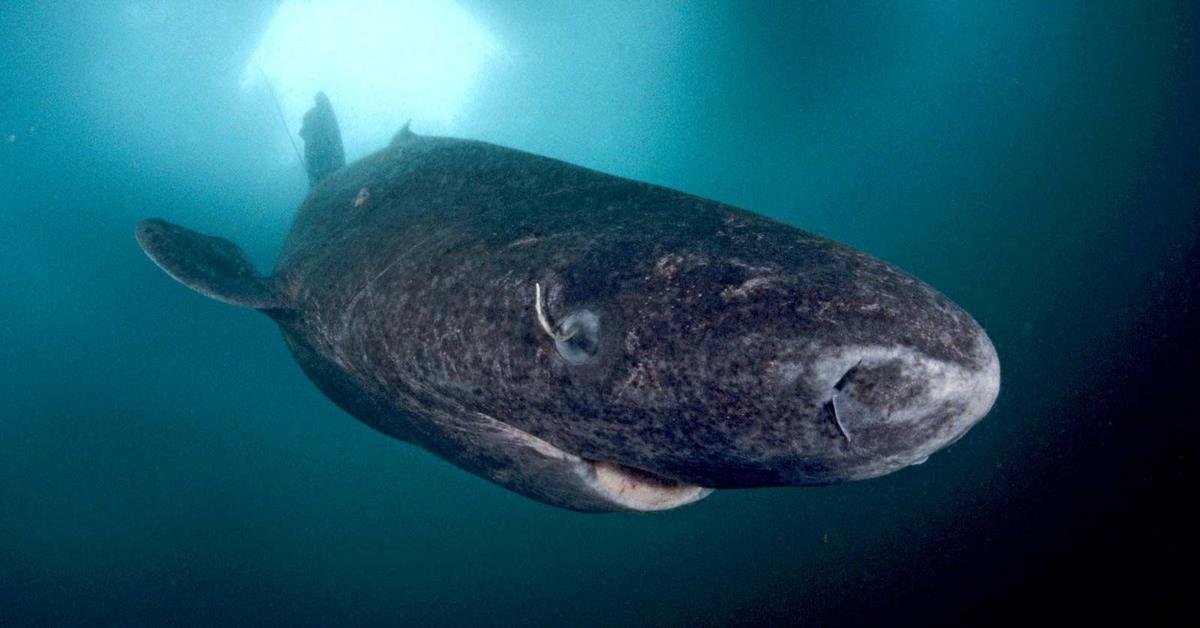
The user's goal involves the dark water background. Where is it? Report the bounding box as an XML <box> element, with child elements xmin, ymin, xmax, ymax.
<box><xmin>1</xmin><ymin>2</ymin><xmax>1196</xmax><ymax>625</ymax></box>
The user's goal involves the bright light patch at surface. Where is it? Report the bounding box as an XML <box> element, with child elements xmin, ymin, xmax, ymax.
<box><xmin>242</xmin><ymin>0</ymin><xmax>501</xmax><ymax>162</ymax></box>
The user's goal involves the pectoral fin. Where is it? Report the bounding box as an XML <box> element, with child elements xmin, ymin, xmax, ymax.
<box><xmin>135</xmin><ymin>218</ymin><xmax>279</xmax><ymax>310</ymax></box>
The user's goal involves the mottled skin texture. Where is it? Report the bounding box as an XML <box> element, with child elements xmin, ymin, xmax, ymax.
<box><xmin>276</xmin><ymin>130</ymin><xmax>997</xmax><ymax>492</ymax></box>
<box><xmin>137</xmin><ymin>130</ymin><xmax>1000</xmax><ymax>512</ymax></box>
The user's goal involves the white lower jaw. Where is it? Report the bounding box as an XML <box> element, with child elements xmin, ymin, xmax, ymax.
<box><xmin>483</xmin><ymin>411</ymin><xmax>713</xmax><ymax>511</ymax></box>
<box><xmin>583</xmin><ymin>460</ymin><xmax>714</xmax><ymax>512</ymax></box>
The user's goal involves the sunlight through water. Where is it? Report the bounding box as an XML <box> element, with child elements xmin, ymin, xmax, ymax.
<box><xmin>241</xmin><ymin>0</ymin><xmax>501</xmax><ymax>162</ymax></box>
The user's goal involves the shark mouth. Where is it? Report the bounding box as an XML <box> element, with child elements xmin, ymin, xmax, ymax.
<box><xmin>585</xmin><ymin>460</ymin><xmax>714</xmax><ymax>511</ymax></box>
<box><xmin>479</xmin><ymin>410</ymin><xmax>713</xmax><ymax>512</ymax></box>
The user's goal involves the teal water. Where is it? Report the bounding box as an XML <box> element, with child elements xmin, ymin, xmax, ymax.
<box><xmin>1</xmin><ymin>2</ymin><xmax>1195</xmax><ymax>625</ymax></box>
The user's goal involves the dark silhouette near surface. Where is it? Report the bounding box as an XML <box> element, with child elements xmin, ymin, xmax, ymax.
<box><xmin>298</xmin><ymin>91</ymin><xmax>345</xmax><ymax>187</ymax></box>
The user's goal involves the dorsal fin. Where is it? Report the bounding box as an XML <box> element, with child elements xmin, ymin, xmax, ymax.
<box><xmin>391</xmin><ymin>119</ymin><xmax>417</xmax><ymax>147</ymax></box>
<box><xmin>298</xmin><ymin>91</ymin><xmax>345</xmax><ymax>187</ymax></box>
<box><xmin>135</xmin><ymin>219</ymin><xmax>280</xmax><ymax>310</ymax></box>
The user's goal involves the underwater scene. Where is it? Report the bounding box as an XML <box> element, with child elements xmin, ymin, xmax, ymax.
<box><xmin>1</xmin><ymin>1</ymin><xmax>1195</xmax><ymax>626</ymax></box>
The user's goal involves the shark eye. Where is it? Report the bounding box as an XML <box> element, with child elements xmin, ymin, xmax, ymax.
<box><xmin>534</xmin><ymin>282</ymin><xmax>600</xmax><ymax>364</ymax></box>
<box><xmin>554</xmin><ymin>310</ymin><xmax>600</xmax><ymax>364</ymax></box>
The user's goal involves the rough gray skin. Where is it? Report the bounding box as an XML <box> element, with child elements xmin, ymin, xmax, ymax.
<box><xmin>136</xmin><ymin>127</ymin><xmax>1000</xmax><ymax>513</ymax></box>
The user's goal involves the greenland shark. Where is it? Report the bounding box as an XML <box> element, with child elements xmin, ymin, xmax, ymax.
<box><xmin>135</xmin><ymin>95</ymin><xmax>1000</xmax><ymax>512</ymax></box>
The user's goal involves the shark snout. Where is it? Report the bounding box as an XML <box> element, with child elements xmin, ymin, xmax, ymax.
<box><xmin>813</xmin><ymin>333</ymin><xmax>1000</xmax><ymax>471</ymax></box>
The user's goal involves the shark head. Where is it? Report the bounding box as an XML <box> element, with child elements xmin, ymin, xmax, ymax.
<box><xmin>495</xmin><ymin>206</ymin><xmax>1000</xmax><ymax>510</ymax></box>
